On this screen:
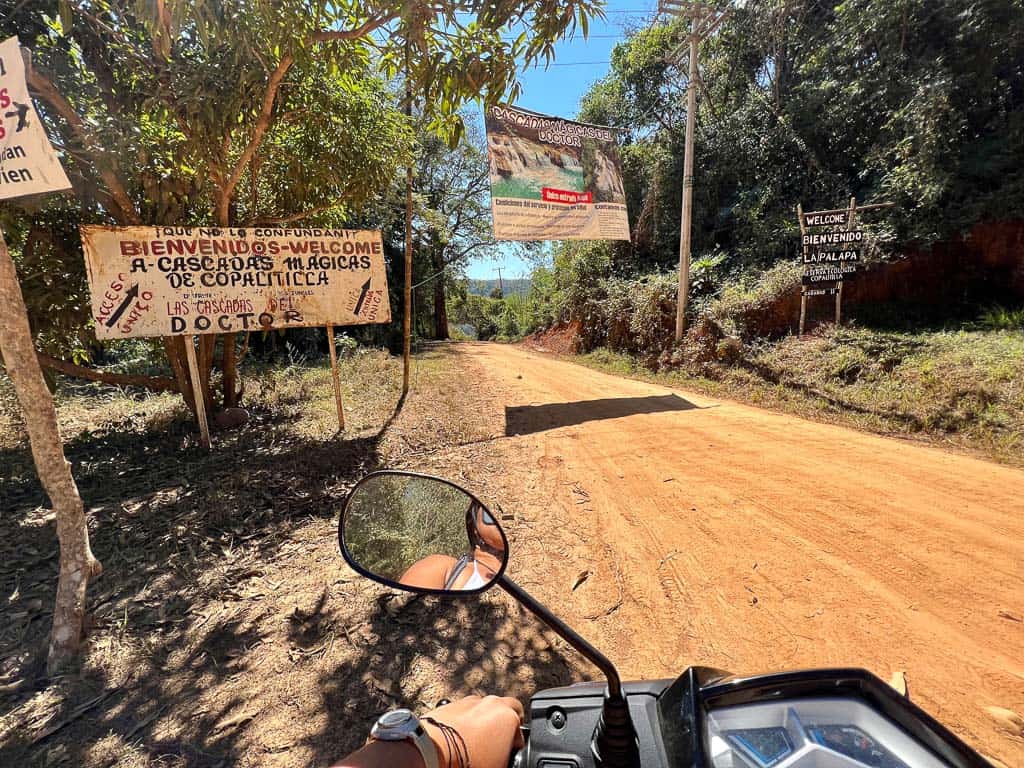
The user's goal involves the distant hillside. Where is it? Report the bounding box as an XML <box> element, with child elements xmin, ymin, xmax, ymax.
<box><xmin>467</xmin><ymin>278</ymin><xmax>531</xmax><ymax>297</ymax></box>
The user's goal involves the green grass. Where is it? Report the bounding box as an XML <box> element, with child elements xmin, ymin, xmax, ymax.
<box><xmin>576</xmin><ymin>324</ymin><xmax>1024</xmax><ymax>467</ymax></box>
<box><xmin>491</xmin><ymin>167</ymin><xmax>585</xmax><ymax>200</ymax></box>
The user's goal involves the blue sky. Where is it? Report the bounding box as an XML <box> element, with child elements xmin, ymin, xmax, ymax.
<box><xmin>464</xmin><ymin>1</ymin><xmax>660</xmax><ymax>280</ymax></box>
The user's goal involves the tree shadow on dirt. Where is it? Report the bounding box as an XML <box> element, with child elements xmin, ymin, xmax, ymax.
<box><xmin>505</xmin><ymin>393</ymin><xmax>702</xmax><ymax>436</ymax></box>
<box><xmin>0</xmin><ymin>384</ymin><xmax>412</xmax><ymax>766</ymax></box>
<box><xmin>303</xmin><ymin>591</ymin><xmax>577</xmax><ymax>766</ymax></box>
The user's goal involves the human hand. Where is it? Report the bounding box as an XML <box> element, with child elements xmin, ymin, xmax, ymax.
<box><xmin>422</xmin><ymin>695</ymin><xmax>525</xmax><ymax>768</ymax></box>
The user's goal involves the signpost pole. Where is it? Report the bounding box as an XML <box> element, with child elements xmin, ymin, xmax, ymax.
<box><xmin>797</xmin><ymin>203</ymin><xmax>808</xmax><ymax>336</ymax></box>
<box><xmin>326</xmin><ymin>324</ymin><xmax>346</xmax><ymax>432</ymax></box>
<box><xmin>837</xmin><ymin>196</ymin><xmax>857</xmax><ymax>326</ymax></box>
<box><xmin>183</xmin><ymin>336</ymin><xmax>211</xmax><ymax>448</ymax></box>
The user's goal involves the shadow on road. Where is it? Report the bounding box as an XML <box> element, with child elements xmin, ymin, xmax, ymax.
<box><xmin>505</xmin><ymin>393</ymin><xmax>700</xmax><ymax>436</ymax></box>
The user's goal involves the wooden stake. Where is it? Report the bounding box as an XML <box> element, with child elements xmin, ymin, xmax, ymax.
<box><xmin>326</xmin><ymin>324</ymin><xmax>345</xmax><ymax>432</ymax></box>
<box><xmin>837</xmin><ymin>197</ymin><xmax>857</xmax><ymax>327</ymax></box>
<box><xmin>184</xmin><ymin>335</ymin><xmax>211</xmax><ymax>448</ymax></box>
<box><xmin>797</xmin><ymin>203</ymin><xmax>807</xmax><ymax>335</ymax></box>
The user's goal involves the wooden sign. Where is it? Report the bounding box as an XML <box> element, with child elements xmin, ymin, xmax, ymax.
<box><xmin>0</xmin><ymin>36</ymin><xmax>72</xmax><ymax>200</ymax></box>
<box><xmin>803</xmin><ymin>249</ymin><xmax>860</xmax><ymax>264</ymax></box>
<box><xmin>802</xmin><ymin>211</ymin><xmax>848</xmax><ymax>228</ymax></box>
<box><xmin>81</xmin><ymin>226</ymin><xmax>391</xmax><ymax>339</ymax></box>
<box><xmin>802</xmin><ymin>230</ymin><xmax>864</xmax><ymax>247</ymax></box>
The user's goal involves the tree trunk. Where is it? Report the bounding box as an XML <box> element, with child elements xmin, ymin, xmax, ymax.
<box><xmin>0</xmin><ymin>231</ymin><xmax>102</xmax><ymax>675</ymax></box>
<box><xmin>221</xmin><ymin>332</ymin><xmax>238</xmax><ymax>408</ymax></box>
<box><xmin>197</xmin><ymin>334</ymin><xmax>217</xmax><ymax>415</ymax></box>
<box><xmin>163</xmin><ymin>336</ymin><xmax>197</xmax><ymax>415</ymax></box>
<box><xmin>433</xmin><ymin>270</ymin><xmax>449</xmax><ymax>340</ymax></box>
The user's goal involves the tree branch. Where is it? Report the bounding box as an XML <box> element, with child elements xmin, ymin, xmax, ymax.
<box><xmin>217</xmin><ymin>13</ymin><xmax>397</xmax><ymax>224</ymax></box>
<box><xmin>37</xmin><ymin>353</ymin><xmax>179</xmax><ymax>393</ymax></box>
<box><xmin>26</xmin><ymin>67</ymin><xmax>141</xmax><ymax>225</ymax></box>
<box><xmin>244</xmin><ymin>196</ymin><xmax>350</xmax><ymax>226</ymax></box>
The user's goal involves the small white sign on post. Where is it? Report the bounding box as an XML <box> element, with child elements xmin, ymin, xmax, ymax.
<box><xmin>0</xmin><ymin>36</ymin><xmax>72</xmax><ymax>200</ymax></box>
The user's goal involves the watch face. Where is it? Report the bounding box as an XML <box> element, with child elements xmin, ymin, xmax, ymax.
<box><xmin>378</xmin><ymin>709</ymin><xmax>415</xmax><ymax>730</ymax></box>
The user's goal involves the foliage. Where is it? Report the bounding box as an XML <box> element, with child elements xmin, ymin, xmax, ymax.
<box><xmin>343</xmin><ymin>474</ymin><xmax>472</xmax><ymax>582</ymax></box>
<box><xmin>1</xmin><ymin>0</ymin><xmax>606</xmax><ymax>407</ymax></box>
<box><xmin>704</xmin><ymin>261</ymin><xmax>802</xmax><ymax>338</ymax></box>
<box><xmin>531</xmin><ymin>0</ymin><xmax>1024</xmax><ymax>363</ymax></box>
<box><xmin>976</xmin><ymin>305</ymin><xmax>1024</xmax><ymax>332</ymax></box>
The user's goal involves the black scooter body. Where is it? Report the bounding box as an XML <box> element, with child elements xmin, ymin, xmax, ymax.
<box><xmin>522</xmin><ymin>667</ymin><xmax>992</xmax><ymax>768</ymax></box>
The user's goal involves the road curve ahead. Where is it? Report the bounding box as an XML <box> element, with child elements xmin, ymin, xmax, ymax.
<box><xmin>462</xmin><ymin>342</ymin><xmax>1024</xmax><ymax>766</ymax></box>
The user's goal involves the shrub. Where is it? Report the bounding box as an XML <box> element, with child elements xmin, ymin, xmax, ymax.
<box><xmin>977</xmin><ymin>305</ymin><xmax>1024</xmax><ymax>331</ymax></box>
<box><xmin>705</xmin><ymin>260</ymin><xmax>802</xmax><ymax>338</ymax></box>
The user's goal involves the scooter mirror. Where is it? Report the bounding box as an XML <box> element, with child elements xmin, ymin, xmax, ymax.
<box><xmin>339</xmin><ymin>471</ymin><xmax>509</xmax><ymax>595</ymax></box>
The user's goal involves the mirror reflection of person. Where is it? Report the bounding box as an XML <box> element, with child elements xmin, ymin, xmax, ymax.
<box><xmin>399</xmin><ymin>502</ymin><xmax>504</xmax><ymax>590</ymax></box>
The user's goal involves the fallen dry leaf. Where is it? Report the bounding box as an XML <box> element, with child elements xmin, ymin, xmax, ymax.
<box><xmin>571</xmin><ymin>570</ymin><xmax>591</xmax><ymax>591</ymax></box>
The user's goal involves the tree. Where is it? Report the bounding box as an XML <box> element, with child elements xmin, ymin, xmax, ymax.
<box><xmin>3</xmin><ymin>0</ymin><xmax>604</xmax><ymax>413</ymax></box>
<box><xmin>0</xmin><ymin>234</ymin><xmax>102</xmax><ymax>674</ymax></box>
<box><xmin>413</xmin><ymin>119</ymin><xmax>499</xmax><ymax>339</ymax></box>
<box><xmin>0</xmin><ymin>0</ymin><xmax>607</xmax><ymax>672</ymax></box>
<box><xmin>575</xmin><ymin>0</ymin><xmax>1024</xmax><ymax>281</ymax></box>
<box><xmin>2</xmin><ymin>1</ymin><xmax>414</xmax><ymax>416</ymax></box>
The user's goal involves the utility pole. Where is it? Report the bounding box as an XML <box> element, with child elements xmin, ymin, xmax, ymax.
<box><xmin>494</xmin><ymin>266</ymin><xmax>504</xmax><ymax>297</ymax></box>
<box><xmin>402</xmin><ymin>37</ymin><xmax>413</xmax><ymax>395</ymax></box>
<box><xmin>659</xmin><ymin>1</ymin><xmax>732</xmax><ymax>342</ymax></box>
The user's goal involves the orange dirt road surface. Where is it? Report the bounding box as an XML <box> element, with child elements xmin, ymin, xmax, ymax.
<box><xmin>462</xmin><ymin>342</ymin><xmax>1024</xmax><ymax>766</ymax></box>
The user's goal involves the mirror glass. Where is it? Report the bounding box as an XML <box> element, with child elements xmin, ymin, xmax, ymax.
<box><xmin>340</xmin><ymin>472</ymin><xmax>508</xmax><ymax>593</ymax></box>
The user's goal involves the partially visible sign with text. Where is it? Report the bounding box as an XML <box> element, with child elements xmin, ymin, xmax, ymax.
<box><xmin>82</xmin><ymin>226</ymin><xmax>391</xmax><ymax>339</ymax></box>
<box><xmin>0</xmin><ymin>36</ymin><xmax>72</xmax><ymax>200</ymax></box>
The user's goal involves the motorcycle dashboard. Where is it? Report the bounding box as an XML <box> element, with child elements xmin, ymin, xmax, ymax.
<box><xmin>705</xmin><ymin>698</ymin><xmax>949</xmax><ymax>768</ymax></box>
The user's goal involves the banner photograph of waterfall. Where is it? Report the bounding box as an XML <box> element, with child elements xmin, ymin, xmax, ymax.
<box><xmin>485</xmin><ymin>105</ymin><xmax>630</xmax><ymax>242</ymax></box>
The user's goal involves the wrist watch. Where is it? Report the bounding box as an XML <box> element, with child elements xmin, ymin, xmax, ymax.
<box><xmin>369</xmin><ymin>709</ymin><xmax>439</xmax><ymax>768</ymax></box>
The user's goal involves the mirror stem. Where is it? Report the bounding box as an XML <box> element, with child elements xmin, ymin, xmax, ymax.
<box><xmin>498</xmin><ymin>576</ymin><xmax>638</xmax><ymax>767</ymax></box>
<box><xmin>499</xmin><ymin>575</ymin><xmax>622</xmax><ymax>696</ymax></box>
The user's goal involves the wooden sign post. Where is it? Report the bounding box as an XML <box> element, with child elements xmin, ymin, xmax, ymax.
<box><xmin>798</xmin><ymin>197</ymin><xmax>894</xmax><ymax>334</ymax></box>
<box><xmin>836</xmin><ymin>196</ymin><xmax>858</xmax><ymax>326</ymax></box>
<box><xmin>183</xmin><ymin>336</ymin><xmax>211</xmax><ymax>448</ymax></box>
<box><xmin>797</xmin><ymin>202</ymin><xmax>808</xmax><ymax>335</ymax></box>
<box><xmin>326</xmin><ymin>324</ymin><xmax>346</xmax><ymax>432</ymax></box>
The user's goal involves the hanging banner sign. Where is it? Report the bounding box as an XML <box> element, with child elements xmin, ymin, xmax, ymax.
<box><xmin>0</xmin><ymin>36</ymin><xmax>72</xmax><ymax>200</ymax></box>
<box><xmin>485</xmin><ymin>105</ymin><xmax>630</xmax><ymax>242</ymax></box>
<box><xmin>82</xmin><ymin>226</ymin><xmax>391</xmax><ymax>340</ymax></box>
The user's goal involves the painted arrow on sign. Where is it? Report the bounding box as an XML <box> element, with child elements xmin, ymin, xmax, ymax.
<box><xmin>353</xmin><ymin>278</ymin><xmax>371</xmax><ymax>316</ymax></box>
<box><xmin>105</xmin><ymin>284</ymin><xmax>139</xmax><ymax>328</ymax></box>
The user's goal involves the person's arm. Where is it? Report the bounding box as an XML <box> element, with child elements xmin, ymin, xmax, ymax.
<box><xmin>332</xmin><ymin>695</ymin><xmax>525</xmax><ymax>768</ymax></box>
<box><xmin>398</xmin><ymin>554</ymin><xmax>458</xmax><ymax>590</ymax></box>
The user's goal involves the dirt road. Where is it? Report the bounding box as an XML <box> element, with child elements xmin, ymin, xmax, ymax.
<box><xmin>461</xmin><ymin>342</ymin><xmax>1024</xmax><ymax>765</ymax></box>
